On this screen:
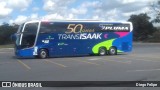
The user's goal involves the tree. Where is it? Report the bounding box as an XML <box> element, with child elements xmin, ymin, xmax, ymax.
<box><xmin>151</xmin><ymin>0</ymin><xmax>160</xmax><ymax>23</ymax></box>
<box><xmin>0</xmin><ymin>23</ymin><xmax>18</xmax><ymax>45</ymax></box>
<box><xmin>128</xmin><ymin>13</ymin><xmax>157</xmax><ymax>41</ymax></box>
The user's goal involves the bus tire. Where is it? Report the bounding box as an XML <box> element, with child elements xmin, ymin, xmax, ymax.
<box><xmin>99</xmin><ymin>47</ymin><xmax>107</xmax><ymax>56</ymax></box>
<box><xmin>109</xmin><ymin>47</ymin><xmax>117</xmax><ymax>55</ymax></box>
<box><xmin>38</xmin><ymin>49</ymin><xmax>48</xmax><ymax>59</ymax></box>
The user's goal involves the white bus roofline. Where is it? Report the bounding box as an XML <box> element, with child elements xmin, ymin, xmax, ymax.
<box><xmin>22</xmin><ymin>20</ymin><xmax>133</xmax><ymax>32</ymax></box>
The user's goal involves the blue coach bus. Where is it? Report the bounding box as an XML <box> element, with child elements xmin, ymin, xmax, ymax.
<box><xmin>13</xmin><ymin>20</ymin><xmax>133</xmax><ymax>58</ymax></box>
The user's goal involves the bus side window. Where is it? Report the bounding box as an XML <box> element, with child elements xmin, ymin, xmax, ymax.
<box><xmin>40</xmin><ymin>22</ymin><xmax>67</xmax><ymax>33</ymax></box>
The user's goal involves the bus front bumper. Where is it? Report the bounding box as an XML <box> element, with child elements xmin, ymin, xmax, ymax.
<box><xmin>15</xmin><ymin>48</ymin><xmax>36</xmax><ymax>58</ymax></box>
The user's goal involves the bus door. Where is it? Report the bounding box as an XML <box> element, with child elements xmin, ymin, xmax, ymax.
<box><xmin>19</xmin><ymin>22</ymin><xmax>39</xmax><ymax>57</ymax></box>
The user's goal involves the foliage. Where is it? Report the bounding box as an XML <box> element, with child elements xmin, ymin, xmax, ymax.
<box><xmin>144</xmin><ymin>30</ymin><xmax>160</xmax><ymax>42</ymax></box>
<box><xmin>0</xmin><ymin>23</ymin><xmax>18</xmax><ymax>45</ymax></box>
<box><xmin>151</xmin><ymin>0</ymin><xmax>160</xmax><ymax>23</ymax></box>
<box><xmin>128</xmin><ymin>13</ymin><xmax>157</xmax><ymax>41</ymax></box>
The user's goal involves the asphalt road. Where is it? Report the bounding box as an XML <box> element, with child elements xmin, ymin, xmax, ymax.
<box><xmin>0</xmin><ymin>43</ymin><xmax>160</xmax><ymax>90</ymax></box>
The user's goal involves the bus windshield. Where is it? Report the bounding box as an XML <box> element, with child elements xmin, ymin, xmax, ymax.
<box><xmin>20</xmin><ymin>22</ymin><xmax>39</xmax><ymax>48</ymax></box>
<box><xmin>16</xmin><ymin>24</ymin><xmax>24</xmax><ymax>46</ymax></box>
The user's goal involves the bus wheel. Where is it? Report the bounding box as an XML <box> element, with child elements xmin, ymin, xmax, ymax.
<box><xmin>99</xmin><ymin>47</ymin><xmax>107</xmax><ymax>56</ymax></box>
<box><xmin>39</xmin><ymin>49</ymin><xmax>48</xmax><ymax>59</ymax></box>
<box><xmin>109</xmin><ymin>47</ymin><xmax>117</xmax><ymax>55</ymax></box>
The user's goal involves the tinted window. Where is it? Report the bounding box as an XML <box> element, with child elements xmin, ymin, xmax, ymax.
<box><xmin>17</xmin><ymin>23</ymin><xmax>24</xmax><ymax>33</ymax></box>
<box><xmin>23</xmin><ymin>23</ymin><xmax>38</xmax><ymax>34</ymax></box>
<box><xmin>97</xmin><ymin>23</ymin><xmax>130</xmax><ymax>32</ymax></box>
<box><xmin>40</xmin><ymin>22</ymin><xmax>67</xmax><ymax>33</ymax></box>
<box><xmin>39</xmin><ymin>22</ymin><xmax>130</xmax><ymax>33</ymax></box>
<box><xmin>21</xmin><ymin>22</ymin><xmax>38</xmax><ymax>48</ymax></box>
<box><xmin>79</xmin><ymin>23</ymin><xmax>130</xmax><ymax>32</ymax></box>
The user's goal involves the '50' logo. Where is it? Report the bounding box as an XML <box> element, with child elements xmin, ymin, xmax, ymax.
<box><xmin>65</xmin><ymin>24</ymin><xmax>83</xmax><ymax>33</ymax></box>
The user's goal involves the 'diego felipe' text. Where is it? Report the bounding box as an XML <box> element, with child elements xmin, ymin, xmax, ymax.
<box><xmin>136</xmin><ymin>83</ymin><xmax>158</xmax><ymax>87</ymax></box>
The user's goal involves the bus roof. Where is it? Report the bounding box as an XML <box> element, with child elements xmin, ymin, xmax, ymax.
<box><xmin>24</xmin><ymin>20</ymin><xmax>132</xmax><ymax>24</ymax></box>
<box><xmin>23</xmin><ymin>20</ymin><xmax>133</xmax><ymax>32</ymax></box>
<box><xmin>42</xmin><ymin>20</ymin><xmax>131</xmax><ymax>23</ymax></box>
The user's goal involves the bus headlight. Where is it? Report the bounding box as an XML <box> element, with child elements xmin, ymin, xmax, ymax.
<box><xmin>33</xmin><ymin>46</ymin><xmax>38</xmax><ymax>55</ymax></box>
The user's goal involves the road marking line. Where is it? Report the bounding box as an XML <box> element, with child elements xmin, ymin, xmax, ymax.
<box><xmin>88</xmin><ymin>58</ymin><xmax>102</xmax><ymax>61</ymax></box>
<box><xmin>68</xmin><ymin>58</ymin><xmax>99</xmax><ymax>65</ymax></box>
<box><xmin>44</xmin><ymin>60</ymin><xmax>67</xmax><ymax>67</ymax></box>
<box><xmin>114</xmin><ymin>56</ymin><xmax>160</xmax><ymax>62</ymax></box>
<box><xmin>102</xmin><ymin>59</ymin><xmax>131</xmax><ymax>64</ymax></box>
<box><xmin>127</xmin><ymin>69</ymin><xmax>160</xmax><ymax>72</ymax></box>
<box><xmin>78</xmin><ymin>60</ymin><xmax>100</xmax><ymax>65</ymax></box>
<box><xmin>0</xmin><ymin>52</ymin><xmax>12</xmax><ymax>53</ymax></box>
<box><xmin>114</xmin><ymin>56</ymin><xmax>131</xmax><ymax>59</ymax></box>
<box><xmin>17</xmin><ymin>60</ymin><xmax>31</xmax><ymax>70</ymax></box>
<box><xmin>0</xmin><ymin>48</ymin><xmax>14</xmax><ymax>50</ymax></box>
<box><xmin>0</xmin><ymin>62</ymin><xmax>15</xmax><ymax>64</ymax></box>
<box><xmin>129</xmin><ymin>55</ymin><xmax>160</xmax><ymax>59</ymax></box>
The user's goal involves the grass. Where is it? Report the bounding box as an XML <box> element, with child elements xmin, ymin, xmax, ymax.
<box><xmin>0</xmin><ymin>44</ymin><xmax>14</xmax><ymax>48</ymax></box>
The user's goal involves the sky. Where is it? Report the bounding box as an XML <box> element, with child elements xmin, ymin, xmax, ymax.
<box><xmin>0</xmin><ymin>0</ymin><xmax>158</xmax><ymax>25</ymax></box>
